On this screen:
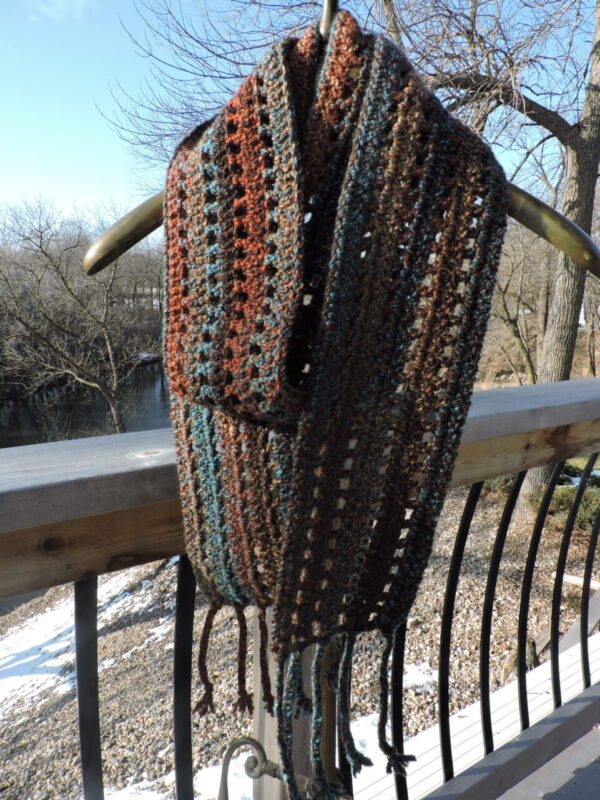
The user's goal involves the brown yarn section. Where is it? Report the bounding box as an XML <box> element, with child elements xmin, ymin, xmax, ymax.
<box><xmin>164</xmin><ymin>135</ymin><xmax>197</xmax><ymax>400</ymax></box>
<box><xmin>221</xmin><ymin>75</ymin><xmax>270</xmax><ymax>413</ymax></box>
<box><xmin>164</xmin><ymin>10</ymin><xmax>507</xmax><ymax>665</ymax></box>
<box><xmin>170</xmin><ymin>398</ymin><xmax>221</xmax><ymax>602</ymax></box>
<box><xmin>215</xmin><ymin>411</ymin><xmax>271</xmax><ymax>607</ymax></box>
<box><xmin>194</xmin><ymin>601</ymin><xmax>221</xmax><ymax>716</ymax></box>
<box><xmin>258</xmin><ymin>607</ymin><xmax>275</xmax><ymax>714</ymax></box>
<box><xmin>232</xmin><ymin>605</ymin><xmax>254</xmax><ymax>716</ymax></box>
<box><xmin>287</xmin><ymin>28</ymin><xmax>321</xmax><ymax>135</ymax></box>
<box><xmin>284</xmin><ymin>22</ymin><xmax>373</xmax><ymax>393</ymax></box>
<box><xmin>302</xmin><ymin>13</ymin><xmax>365</xmax><ymax>195</ymax></box>
<box><xmin>346</xmin><ymin>116</ymin><xmax>477</xmax><ymax>627</ymax></box>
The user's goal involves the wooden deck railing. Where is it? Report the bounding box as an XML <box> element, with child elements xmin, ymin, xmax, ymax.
<box><xmin>2</xmin><ymin>378</ymin><xmax>600</xmax><ymax>800</ymax></box>
<box><xmin>3</xmin><ymin>378</ymin><xmax>600</xmax><ymax>601</ymax></box>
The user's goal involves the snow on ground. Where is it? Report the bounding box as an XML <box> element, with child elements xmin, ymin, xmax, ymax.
<box><xmin>2</xmin><ymin>570</ymin><xmax>436</xmax><ymax>800</ymax></box>
<box><xmin>0</xmin><ymin>594</ymin><xmax>75</xmax><ymax>717</ymax></box>
<box><xmin>96</xmin><ymin>754</ymin><xmax>254</xmax><ymax>800</ymax></box>
<box><xmin>0</xmin><ymin>566</ymin><xmax>169</xmax><ymax>720</ymax></box>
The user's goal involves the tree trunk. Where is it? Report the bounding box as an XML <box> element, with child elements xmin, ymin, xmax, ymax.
<box><xmin>538</xmin><ymin>2</ymin><xmax>600</xmax><ymax>381</ymax></box>
<box><xmin>588</xmin><ymin>323</ymin><xmax>596</xmax><ymax>376</ymax></box>
<box><xmin>537</xmin><ymin>147</ymin><xmax>593</xmax><ymax>384</ymax></box>
<box><xmin>517</xmin><ymin>0</ymin><xmax>600</xmax><ymax>517</ymax></box>
<box><xmin>537</xmin><ymin>260</ymin><xmax>550</xmax><ymax>367</ymax></box>
<box><xmin>520</xmin><ymin>143</ymin><xmax>597</xmax><ymax>510</ymax></box>
<box><xmin>585</xmin><ymin>297</ymin><xmax>597</xmax><ymax>376</ymax></box>
<box><xmin>99</xmin><ymin>386</ymin><xmax>127</xmax><ymax>433</ymax></box>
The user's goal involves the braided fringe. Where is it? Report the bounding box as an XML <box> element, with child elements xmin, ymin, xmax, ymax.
<box><xmin>276</xmin><ymin>653</ymin><xmax>303</xmax><ymax>800</ymax></box>
<box><xmin>377</xmin><ymin>636</ymin><xmax>416</xmax><ymax>775</ymax></box>
<box><xmin>233</xmin><ymin>605</ymin><xmax>254</xmax><ymax>715</ymax></box>
<box><xmin>194</xmin><ymin>601</ymin><xmax>221</xmax><ymax>715</ymax></box>
<box><xmin>338</xmin><ymin>634</ymin><xmax>372</xmax><ymax>777</ymax></box>
<box><xmin>258</xmin><ymin>607</ymin><xmax>275</xmax><ymax>715</ymax></box>
<box><xmin>310</xmin><ymin>643</ymin><xmax>345</xmax><ymax>799</ymax></box>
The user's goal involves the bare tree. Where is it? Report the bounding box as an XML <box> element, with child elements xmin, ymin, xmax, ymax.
<box><xmin>109</xmin><ymin>0</ymin><xmax>331</xmax><ymax>169</ymax></box>
<box><xmin>382</xmin><ymin>0</ymin><xmax>600</xmax><ymax>387</ymax></box>
<box><xmin>583</xmin><ymin>279</ymin><xmax>600</xmax><ymax>376</ymax></box>
<box><xmin>110</xmin><ymin>1</ymin><xmax>600</xmax><ymax>388</ymax></box>
<box><xmin>491</xmin><ymin>222</ymin><xmax>541</xmax><ymax>384</ymax></box>
<box><xmin>0</xmin><ymin>202</ymin><xmax>161</xmax><ymax>433</ymax></box>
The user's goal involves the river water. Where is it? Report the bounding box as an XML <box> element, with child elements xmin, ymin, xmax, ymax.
<box><xmin>0</xmin><ymin>363</ymin><xmax>170</xmax><ymax>449</ymax></box>
<box><xmin>0</xmin><ymin>363</ymin><xmax>171</xmax><ymax>614</ymax></box>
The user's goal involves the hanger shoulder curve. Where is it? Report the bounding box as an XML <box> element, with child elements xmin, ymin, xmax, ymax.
<box><xmin>83</xmin><ymin>183</ymin><xmax>600</xmax><ymax>279</ymax></box>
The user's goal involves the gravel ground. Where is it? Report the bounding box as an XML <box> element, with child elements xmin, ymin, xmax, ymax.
<box><xmin>1</xmin><ymin>484</ymin><xmax>595</xmax><ymax>799</ymax></box>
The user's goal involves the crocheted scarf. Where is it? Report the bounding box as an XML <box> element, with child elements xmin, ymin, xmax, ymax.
<box><xmin>164</xmin><ymin>10</ymin><xmax>507</xmax><ymax>797</ymax></box>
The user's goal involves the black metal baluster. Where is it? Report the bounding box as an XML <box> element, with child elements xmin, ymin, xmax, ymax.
<box><xmin>581</xmin><ymin>500</ymin><xmax>600</xmax><ymax>689</ymax></box>
<box><xmin>75</xmin><ymin>576</ymin><xmax>104</xmax><ymax>800</ymax></box>
<box><xmin>439</xmin><ymin>482</ymin><xmax>484</xmax><ymax>782</ymax></box>
<box><xmin>174</xmin><ymin>555</ymin><xmax>197</xmax><ymax>800</ymax></box>
<box><xmin>480</xmin><ymin>471</ymin><xmax>526</xmax><ymax>755</ymax></box>
<box><xmin>517</xmin><ymin>461</ymin><xmax>564</xmax><ymax>731</ymax></box>
<box><xmin>550</xmin><ymin>453</ymin><xmax>598</xmax><ymax>708</ymax></box>
<box><xmin>391</xmin><ymin>622</ymin><xmax>409</xmax><ymax>800</ymax></box>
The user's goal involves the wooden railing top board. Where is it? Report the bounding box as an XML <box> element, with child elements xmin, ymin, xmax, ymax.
<box><xmin>0</xmin><ymin>428</ymin><xmax>178</xmax><ymax>534</ymax></box>
<box><xmin>1</xmin><ymin>379</ymin><xmax>600</xmax><ymax>598</ymax></box>
<box><xmin>1</xmin><ymin>379</ymin><xmax>600</xmax><ymax>535</ymax></box>
<box><xmin>461</xmin><ymin>378</ymin><xmax>600</xmax><ymax>442</ymax></box>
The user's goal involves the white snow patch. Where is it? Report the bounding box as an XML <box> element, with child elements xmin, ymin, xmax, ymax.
<box><xmin>403</xmin><ymin>662</ymin><xmax>436</xmax><ymax>690</ymax></box>
<box><xmin>104</xmin><ymin>781</ymin><xmax>170</xmax><ymax>799</ymax></box>
<box><xmin>0</xmin><ymin>597</ymin><xmax>75</xmax><ymax>717</ymax></box>
<box><xmin>193</xmin><ymin>755</ymin><xmax>252</xmax><ymax>800</ymax></box>
<box><xmin>94</xmin><ymin>756</ymin><xmax>254</xmax><ymax>800</ymax></box>
<box><xmin>1</xmin><ymin>565</ymin><xmax>173</xmax><ymax>717</ymax></box>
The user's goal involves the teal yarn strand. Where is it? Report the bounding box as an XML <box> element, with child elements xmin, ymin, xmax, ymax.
<box><xmin>377</xmin><ymin>635</ymin><xmax>416</xmax><ymax>775</ymax></box>
<box><xmin>310</xmin><ymin>642</ymin><xmax>345</xmax><ymax>799</ymax></box>
<box><xmin>276</xmin><ymin>653</ymin><xmax>303</xmax><ymax>800</ymax></box>
<box><xmin>338</xmin><ymin>633</ymin><xmax>372</xmax><ymax>777</ymax></box>
<box><xmin>291</xmin><ymin>650</ymin><xmax>312</xmax><ymax>717</ymax></box>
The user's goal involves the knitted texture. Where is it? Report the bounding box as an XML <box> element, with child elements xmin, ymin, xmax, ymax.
<box><xmin>164</xmin><ymin>10</ymin><xmax>507</xmax><ymax>795</ymax></box>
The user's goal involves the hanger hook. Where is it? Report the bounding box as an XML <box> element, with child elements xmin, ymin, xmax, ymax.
<box><xmin>319</xmin><ymin>0</ymin><xmax>339</xmax><ymax>39</ymax></box>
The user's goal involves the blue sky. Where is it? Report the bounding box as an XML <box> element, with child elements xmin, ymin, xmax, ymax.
<box><xmin>0</xmin><ymin>0</ymin><xmax>171</xmax><ymax>220</ymax></box>
<box><xmin>0</xmin><ymin>1</ymin><xmax>545</xmax><ymax>224</ymax></box>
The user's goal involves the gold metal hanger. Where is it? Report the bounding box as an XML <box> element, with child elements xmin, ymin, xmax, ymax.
<box><xmin>83</xmin><ymin>2</ymin><xmax>600</xmax><ymax>279</ymax></box>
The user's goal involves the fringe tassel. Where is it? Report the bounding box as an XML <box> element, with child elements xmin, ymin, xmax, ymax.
<box><xmin>232</xmin><ymin>604</ymin><xmax>254</xmax><ymax>716</ymax></box>
<box><xmin>258</xmin><ymin>607</ymin><xmax>275</xmax><ymax>715</ymax></box>
<box><xmin>291</xmin><ymin>648</ymin><xmax>312</xmax><ymax>717</ymax></box>
<box><xmin>338</xmin><ymin>633</ymin><xmax>372</xmax><ymax>776</ymax></box>
<box><xmin>276</xmin><ymin>653</ymin><xmax>303</xmax><ymax>800</ymax></box>
<box><xmin>377</xmin><ymin>635</ymin><xmax>416</xmax><ymax>776</ymax></box>
<box><xmin>310</xmin><ymin>642</ymin><xmax>344</xmax><ymax>799</ymax></box>
<box><xmin>326</xmin><ymin>634</ymin><xmax>344</xmax><ymax>693</ymax></box>
<box><xmin>194</xmin><ymin>600</ymin><xmax>221</xmax><ymax>716</ymax></box>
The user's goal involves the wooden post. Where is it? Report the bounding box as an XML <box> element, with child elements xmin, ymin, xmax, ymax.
<box><xmin>253</xmin><ymin>610</ymin><xmax>311</xmax><ymax>800</ymax></box>
<box><xmin>252</xmin><ymin>610</ymin><xmax>337</xmax><ymax>800</ymax></box>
